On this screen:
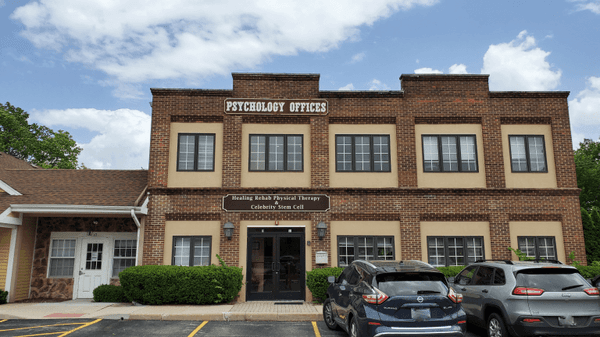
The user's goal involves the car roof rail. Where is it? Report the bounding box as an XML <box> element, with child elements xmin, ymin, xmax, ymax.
<box><xmin>516</xmin><ymin>259</ymin><xmax>563</xmax><ymax>265</ymax></box>
<box><xmin>474</xmin><ymin>259</ymin><xmax>514</xmax><ymax>265</ymax></box>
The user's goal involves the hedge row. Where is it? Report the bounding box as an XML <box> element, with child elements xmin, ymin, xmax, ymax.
<box><xmin>0</xmin><ymin>290</ymin><xmax>7</xmax><ymax>304</ymax></box>
<box><xmin>119</xmin><ymin>264</ymin><xmax>243</xmax><ymax>305</ymax></box>
<box><xmin>93</xmin><ymin>284</ymin><xmax>128</xmax><ymax>303</ymax></box>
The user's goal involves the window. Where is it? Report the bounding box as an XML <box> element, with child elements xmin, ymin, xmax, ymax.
<box><xmin>336</xmin><ymin>135</ymin><xmax>391</xmax><ymax>172</ymax></box>
<box><xmin>455</xmin><ymin>265</ymin><xmax>477</xmax><ymax>285</ymax></box>
<box><xmin>472</xmin><ymin>266</ymin><xmax>494</xmax><ymax>285</ymax></box>
<box><xmin>509</xmin><ymin>135</ymin><xmax>547</xmax><ymax>172</ymax></box>
<box><xmin>422</xmin><ymin>135</ymin><xmax>478</xmax><ymax>172</ymax></box>
<box><xmin>113</xmin><ymin>240</ymin><xmax>136</xmax><ymax>277</ymax></box>
<box><xmin>49</xmin><ymin>239</ymin><xmax>76</xmax><ymax>277</ymax></box>
<box><xmin>338</xmin><ymin>236</ymin><xmax>394</xmax><ymax>267</ymax></box>
<box><xmin>427</xmin><ymin>236</ymin><xmax>484</xmax><ymax>267</ymax></box>
<box><xmin>172</xmin><ymin>236</ymin><xmax>211</xmax><ymax>266</ymax></box>
<box><xmin>177</xmin><ymin>134</ymin><xmax>215</xmax><ymax>171</ymax></box>
<box><xmin>518</xmin><ymin>236</ymin><xmax>556</xmax><ymax>260</ymax></box>
<box><xmin>249</xmin><ymin>134</ymin><xmax>303</xmax><ymax>171</ymax></box>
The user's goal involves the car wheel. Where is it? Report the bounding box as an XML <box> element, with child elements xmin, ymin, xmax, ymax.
<box><xmin>322</xmin><ymin>299</ymin><xmax>339</xmax><ymax>330</ymax></box>
<box><xmin>349</xmin><ymin>316</ymin><xmax>361</xmax><ymax>337</ymax></box>
<box><xmin>487</xmin><ymin>313</ymin><xmax>508</xmax><ymax>337</ymax></box>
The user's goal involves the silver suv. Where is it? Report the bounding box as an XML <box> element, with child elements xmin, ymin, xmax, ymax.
<box><xmin>451</xmin><ymin>260</ymin><xmax>600</xmax><ymax>337</ymax></box>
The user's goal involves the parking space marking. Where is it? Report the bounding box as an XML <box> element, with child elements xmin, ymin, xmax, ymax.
<box><xmin>187</xmin><ymin>321</ymin><xmax>208</xmax><ymax>337</ymax></box>
<box><xmin>312</xmin><ymin>321</ymin><xmax>321</xmax><ymax>337</ymax></box>
<box><xmin>57</xmin><ymin>319</ymin><xmax>101</xmax><ymax>337</ymax></box>
<box><xmin>0</xmin><ymin>319</ymin><xmax>7</xmax><ymax>323</ymax></box>
<box><xmin>0</xmin><ymin>322</ymin><xmax>87</xmax><ymax>332</ymax></box>
<box><xmin>0</xmin><ymin>319</ymin><xmax>102</xmax><ymax>337</ymax></box>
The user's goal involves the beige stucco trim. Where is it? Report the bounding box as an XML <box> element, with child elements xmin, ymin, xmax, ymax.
<box><xmin>420</xmin><ymin>222</ymin><xmax>492</xmax><ymax>264</ymax></box>
<box><xmin>330</xmin><ymin>221</ymin><xmax>401</xmax><ymax>267</ymax></box>
<box><xmin>163</xmin><ymin>221</ymin><xmax>221</xmax><ymax>266</ymax></box>
<box><xmin>501</xmin><ymin>124</ymin><xmax>557</xmax><ymax>188</ymax></box>
<box><xmin>168</xmin><ymin>123</ymin><xmax>223</xmax><ymax>188</ymax></box>
<box><xmin>329</xmin><ymin>125</ymin><xmax>398</xmax><ymax>188</ymax></box>
<box><xmin>509</xmin><ymin>222</ymin><xmax>565</xmax><ymax>262</ymax></box>
<box><xmin>415</xmin><ymin>124</ymin><xmax>487</xmax><ymax>188</ymax></box>
<box><xmin>241</xmin><ymin>124</ymin><xmax>311</xmax><ymax>188</ymax></box>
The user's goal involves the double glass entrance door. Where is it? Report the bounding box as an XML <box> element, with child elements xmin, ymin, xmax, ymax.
<box><xmin>247</xmin><ymin>229</ymin><xmax>304</xmax><ymax>301</ymax></box>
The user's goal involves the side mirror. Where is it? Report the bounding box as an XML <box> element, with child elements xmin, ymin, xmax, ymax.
<box><xmin>328</xmin><ymin>276</ymin><xmax>336</xmax><ymax>284</ymax></box>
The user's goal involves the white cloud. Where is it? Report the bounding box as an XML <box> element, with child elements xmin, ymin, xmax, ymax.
<box><xmin>481</xmin><ymin>30</ymin><xmax>561</xmax><ymax>91</ymax></box>
<box><xmin>0</xmin><ymin>0</ymin><xmax>5</xmax><ymax>7</ymax></box>
<box><xmin>414</xmin><ymin>67</ymin><xmax>443</xmax><ymax>74</ymax></box>
<box><xmin>339</xmin><ymin>83</ymin><xmax>355</xmax><ymax>90</ymax></box>
<box><xmin>369</xmin><ymin>79</ymin><xmax>390</xmax><ymax>90</ymax></box>
<box><xmin>449</xmin><ymin>64</ymin><xmax>468</xmax><ymax>74</ymax></box>
<box><xmin>11</xmin><ymin>0</ymin><xmax>438</xmax><ymax>91</ymax></box>
<box><xmin>350</xmin><ymin>52</ymin><xmax>366</xmax><ymax>64</ymax></box>
<box><xmin>30</xmin><ymin>108</ymin><xmax>151</xmax><ymax>169</ymax></box>
<box><xmin>569</xmin><ymin>76</ymin><xmax>600</xmax><ymax>139</ymax></box>
<box><xmin>571</xmin><ymin>0</ymin><xmax>600</xmax><ymax>14</ymax></box>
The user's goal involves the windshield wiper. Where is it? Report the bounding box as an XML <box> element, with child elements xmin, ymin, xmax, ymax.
<box><xmin>417</xmin><ymin>290</ymin><xmax>441</xmax><ymax>294</ymax></box>
<box><xmin>562</xmin><ymin>284</ymin><xmax>583</xmax><ymax>291</ymax></box>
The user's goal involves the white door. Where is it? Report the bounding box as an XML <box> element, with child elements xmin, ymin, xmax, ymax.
<box><xmin>77</xmin><ymin>238</ymin><xmax>109</xmax><ymax>299</ymax></box>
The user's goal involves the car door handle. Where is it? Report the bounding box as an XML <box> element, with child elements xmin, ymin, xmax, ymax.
<box><xmin>482</xmin><ymin>289</ymin><xmax>489</xmax><ymax>293</ymax></box>
<box><xmin>460</xmin><ymin>287</ymin><xmax>466</xmax><ymax>291</ymax></box>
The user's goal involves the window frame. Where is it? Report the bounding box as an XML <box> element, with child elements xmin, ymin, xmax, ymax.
<box><xmin>112</xmin><ymin>239</ymin><xmax>137</xmax><ymax>277</ymax></box>
<box><xmin>176</xmin><ymin>133</ymin><xmax>216</xmax><ymax>172</ymax></box>
<box><xmin>171</xmin><ymin>236</ymin><xmax>212</xmax><ymax>267</ymax></box>
<box><xmin>337</xmin><ymin>235</ymin><xmax>395</xmax><ymax>267</ymax></box>
<box><xmin>427</xmin><ymin>236</ymin><xmax>485</xmax><ymax>267</ymax></box>
<box><xmin>335</xmin><ymin>134</ymin><xmax>392</xmax><ymax>173</ymax></box>
<box><xmin>248</xmin><ymin>134</ymin><xmax>304</xmax><ymax>172</ymax></box>
<box><xmin>517</xmin><ymin>236</ymin><xmax>557</xmax><ymax>260</ymax></box>
<box><xmin>508</xmin><ymin>135</ymin><xmax>548</xmax><ymax>173</ymax></box>
<box><xmin>48</xmin><ymin>239</ymin><xmax>77</xmax><ymax>278</ymax></box>
<box><xmin>421</xmin><ymin>134</ymin><xmax>479</xmax><ymax>173</ymax></box>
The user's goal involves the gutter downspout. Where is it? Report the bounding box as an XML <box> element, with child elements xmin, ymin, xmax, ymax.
<box><xmin>131</xmin><ymin>209</ymin><xmax>141</xmax><ymax>266</ymax></box>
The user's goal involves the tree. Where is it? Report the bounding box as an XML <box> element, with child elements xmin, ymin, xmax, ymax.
<box><xmin>581</xmin><ymin>207</ymin><xmax>600</xmax><ymax>264</ymax></box>
<box><xmin>0</xmin><ymin>102</ymin><xmax>82</xmax><ymax>169</ymax></box>
<box><xmin>575</xmin><ymin>138</ymin><xmax>600</xmax><ymax>210</ymax></box>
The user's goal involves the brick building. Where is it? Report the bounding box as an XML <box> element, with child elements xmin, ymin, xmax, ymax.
<box><xmin>145</xmin><ymin>73</ymin><xmax>583</xmax><ymax>302</ymax></box>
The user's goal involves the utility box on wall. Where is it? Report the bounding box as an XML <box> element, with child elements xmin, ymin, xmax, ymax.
<box><xmin>315</xmin><ymin>251</ymin><xmax>328</xmax><ymax>264</ymax></box>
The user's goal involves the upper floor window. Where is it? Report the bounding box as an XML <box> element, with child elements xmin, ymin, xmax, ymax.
<box><xmin>422</xmin><ymin>135</ymin><xmax>478</xmax><ymax>172</ymax></box>
<box><xmin>249</xmin><ymin>134</ymin><xmax>303</xmax><ymax>171</ymax></box>
<box><xmin>177</xmin><ymin>134</ymin><xmax>215</xmax><ymax>171</ymax></box>
<box><xmin>518</xmin><ymin>236</ymin><xmax>556</xmax><ymax>260</ymax></box>
<box><xmin>509</xmin><ymin>135</ymin><xmax>547</xmax><ymax>172</ymax></box>
<box><xmin>336</xmin><ymin>135</ymin><xmax>390</xmax><ymax>172</ymax></box>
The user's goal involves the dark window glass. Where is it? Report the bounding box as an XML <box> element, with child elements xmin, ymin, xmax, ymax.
<box><xmin>347</xmin><ymin>268</ymin><xmax>361</xmax><ymax>285</ymax></box>
<box><xmin>177</xmin><ymin>134</ymin><xmax>215</xmax><ymax>171</ymax></box>
<box><xmin>516</xmin><ymin>269</ymin><xmax>587</xmax><ymax>291</ymax></box>
<box><xmin>473</xmin><ymin>266</ymin><xmax>494</xmax><ymax>285</ymax></box>
<box><xmin>377</xmin><ymin>272</ymin><xmax>448</xmax><ymax>296</ymax></box>
<box><xmin>422</xmin><ymin>135</ymin><xmax>478</xmax><ymax>172</ymax></box>
<box><xmin>335</xmin><ymin>135</ymin><xmax>391</xmax><ymax>172</ymax></box>
<box><xmin>455</xmin><ymin>266</ymin><xmax>477</xmax><ymax>285</ymax></box>
<box><xmin>249</xmin><ymin>134</ymin><xmax>303</xmax><ymax>171</ymax></box>
<box><xmin>337</xmin><ymin>236</ymin><xmax>394</xmax><ymax>267</ymax></box>
<box><xmin>509</xmin><ymin>135</ymin><xmax>547</xmax><ymax>172</ymax></box>
<box><xmin>493</xmin><ymin>268</ymin><xmax>506</xmax><ymax>285</ymax></box>
<box><xmin>427</xmin><ymin>236</ymin><xmax>484</xmax><ymax>267</ymax></box>
<box><xmin>517</xmin><ymin>236</ymin><xmax>556</xmax><ymax>260</ymax></box>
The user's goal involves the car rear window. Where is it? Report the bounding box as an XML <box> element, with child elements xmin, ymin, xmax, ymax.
<box><xmin>376</xmin><ymin>272</ymin><xmax>448</xmax><ymax>296</ymax></box>
<box><xmin>516</xmin><ymin>268</ymin><xmax>589</xmax><ymax>292</ymax></box>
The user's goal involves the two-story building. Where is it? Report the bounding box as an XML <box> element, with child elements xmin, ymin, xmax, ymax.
<box><xmin>145</xmin><ymin>73</ymin><xmax>583</xmax><ymax>302</ymax></box>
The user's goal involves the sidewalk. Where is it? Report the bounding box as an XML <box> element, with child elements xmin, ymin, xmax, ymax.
<box><xmin>0</xmin><ymin>299</ymin><xmax>323</xmax><ymax>322</ymax></box>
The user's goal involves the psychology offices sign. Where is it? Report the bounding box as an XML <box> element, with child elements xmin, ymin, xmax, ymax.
<box><xmin>222</xmin><ymin>194</ymin><xmax>330</xmax><ymax>212</ymax></box>
<box><xmin>224</xmin><ymin>99</ymin><xmax>328</xmax><ymax>115</ymax></box>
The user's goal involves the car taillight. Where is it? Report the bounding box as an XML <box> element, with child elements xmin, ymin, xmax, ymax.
<box><xmin>523</xmin><ymin>318</ymin><xmax>542</xmax><ymax>323</ymax></box>
<box><xmin>362</xmin><ymin>287</ymin><xmax>389</xmax><ymax>304</ymax></box>
<box><xmin>448</xmin><ymin>287</ymin><xmax>463</xmax><ymax>303</ymax></box>
<box><xmin>513</xmin><ymin>287</ymin><xmax>544</xmax><ymax>296</ymax></box>
<box><xmin>584</xmin><ymin>288</ymin><xmax>600</xmax><ymax>296</ymax></box>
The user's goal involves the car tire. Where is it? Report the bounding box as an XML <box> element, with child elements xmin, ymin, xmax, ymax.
<box><xmin>323</xmin><ymin>299</ymin><xmax>339</xmax><ymax>330</ymax></box>
<box><xmin>349</xmin><ymin>316</ymin><xmax>361</xmax><ymax>337</ymax></box>
<box><xmin>487</xmin><ymin>313</ymin><xmax>509</xmax><ymax>337</ymax></box>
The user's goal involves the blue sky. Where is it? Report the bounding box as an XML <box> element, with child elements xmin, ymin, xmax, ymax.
<box><xmin>1</xmin><ymin>0</ymin><xmax>599</xmax><ymax>169</ymax></box>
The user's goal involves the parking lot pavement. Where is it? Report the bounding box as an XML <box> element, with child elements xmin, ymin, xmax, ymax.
<box><xmin>0</xmin><ymin>319</ymin><xmax>486</xmax><ymax>336</ymax></box>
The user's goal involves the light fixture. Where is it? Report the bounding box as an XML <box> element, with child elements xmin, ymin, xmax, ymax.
<box><xmin>223</xmin><ymin>222</ymin><xmax>235</xmax><ymax>240</ymax></box>
<box><xmin>93</xmin><ymin>218</ymin><xmax>99</xmax><ymax>225</ymax></box>
<box><xmin>317</xmin><ymin>222</ymin><xmax>327</xmax><ymax>240</ymax></box>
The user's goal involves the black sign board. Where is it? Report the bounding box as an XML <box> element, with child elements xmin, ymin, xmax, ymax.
<box><xmin>222</xmin><ymin>194</ymin><xmax>330</xmax><ymax>212</ymax></box>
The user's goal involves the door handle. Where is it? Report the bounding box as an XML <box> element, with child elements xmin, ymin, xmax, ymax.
<box><xmin>79</xmin><ymin>270</ymin><xmax>84</xmax><ymax>275</ymax></box>
<box><xmin>482</xmin><ymin>289</ymin><xmax>489</xmax><ymax>293</ymax></box>
<box><xmin>277</xmin><ymin>262</ymin><xmax>281</xmax><ymax>272</ymax></box>
<box><xmin>460</xmin><ymin>288</ymin><xmax>466</xmax><ymax>291</ymax></box>
<box><xmin>272</xmin><ymin>262</ymin><xmax>275</xmax><ymax>271</ymax></box>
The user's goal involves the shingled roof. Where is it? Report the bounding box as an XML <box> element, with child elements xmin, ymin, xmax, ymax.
<box><xmin>0</xmin><ymin>152</ymin><xmax>38</xmax><ymax>170</ymax></box>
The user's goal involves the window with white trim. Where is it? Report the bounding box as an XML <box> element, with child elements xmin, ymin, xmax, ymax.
<box><xmin>113</xmin><ymin>239</ymin><xmax>136</xmax><ymax>277</ymax></box>
<box><xmin>518</xmin><ymin>236</ymin><xmax>556</xmax><ymax>260</ymax></box>
<box><xmin>177</xmin><ymin>133</ymin><xmax>216</xmax><ymax>171</ymax></box>
<box><xmin>249</xmin><ymin>134</ymin><xmax>303</xmax><ymax>171</ymax></box>
<box><xmin>172</xmin><ymin>236</ymin><xmax>211</xmax><ymax>266</ymax></box>
<box><xmin>336</xmin><ymin>135</ymin><xmax>391</xmax><ymax>172</ymax></box>
<box><xmin>338</xmin><ymin>236</ymin><xmax>394</xmax><ymax>267</ymax></box>
<box><xmin>422</xmin><ymin>135</ymin><xmax>478</xmax><ymax>172</ymax></box>
<box><xmin>49</xmin><ymin>239</ymin><xmax>76</xmax><ymax>277</ymax></box>
<box><xmin>427</xmin><ymin>236</ymin><xmax>484</xmax><ymax>267</ymax></box>
<box><xmin>509</xmin><ymin>135</ymin><xmax>547</xmax><ymax>172</ymax></box>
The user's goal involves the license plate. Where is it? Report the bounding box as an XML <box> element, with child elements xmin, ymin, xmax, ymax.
<box><xmin>411</xmin><ymin>308</ymin><xmax>431</xmax><ymax>320</ymax></box>
<box><xmin>558</xmin><ymin>316</ymin><xmax>576</xmax><ymax>326</ymax></box>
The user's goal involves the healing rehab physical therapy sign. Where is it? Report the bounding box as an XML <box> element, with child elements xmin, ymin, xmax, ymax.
<box><xmin>222</xmin><ymin>194</ymin><xmax>330</xmax><ymax>212</ymax></box>
<box><xmin>224</xmin><ymin>99</ymin><xmax>328</xmax><ymax>115</ymax></box>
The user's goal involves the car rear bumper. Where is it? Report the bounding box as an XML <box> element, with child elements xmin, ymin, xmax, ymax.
<box><xmin>509</xmin><ymin>316</ymin><xmax>600</xmax><ymax>336</ymax></box>
<box><xmin>372</xmin><ymin>324</ymin><xmax>466</xmax><ymax>337</ymax></box>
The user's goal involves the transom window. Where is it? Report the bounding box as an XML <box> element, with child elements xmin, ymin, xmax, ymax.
<box><xmin>427</xmin><ymin>236</ymin><xmax>484</xmax><ymax>267</ymax></box>
<box><xmin>338</xmin><ymin>236</ymin><xmax>394</xmax><ymax>267</ymax></box>
<box><xmin>249</xmin><ymin>134</ymin><xmax>303</xmax><ymax>171</ymax></box>
<box><xmin>172</xmin><ymin>236</ymin><xmax>211</xmax><ymax>266</ymax></box>
<box><xmin>113</xmin><ymin>240</ymin><xmax>136</xmax><ymax>277</ymax></box>
<box><xmin>422</xmin><ymin>135</ymin><xmax>478</xmax><ymax>172</ymax></box>
<box><xmin>518</xmin><ymin>236</ymin><xmax>556</xmax><ymax>260</ymax></box>
<box><xmin>49</xmin><ymin>239</ymin><xmax>76</xmax><ymax>277</ymax></box>
<box><xmin>177</xmin><ymin>133</ymin><xmax>216</xmax><ymax>171</ymax></box>
<box><xmin>509</xmin><ymin>135</ymin><xmax>547</xmax><ymax>172</ymax></box>
<box><xmin>336</xmin><ymin>135</ymin><xmax>391</xmax><ymax>172</ymax></box>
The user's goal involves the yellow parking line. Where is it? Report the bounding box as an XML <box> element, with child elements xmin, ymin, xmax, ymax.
<box><xmin>15</xmin><ymin>332</ymin><xmax>63</xmax><ymax>337</ymax></box>
<box><xmin>312</xmin><ymin>321</ymin><xmax>321</xmax><ymax>337</ymax></box>
<box><xmin>58</xmin><ymin>319</ymin><xmax>102</xmax><ymax>337</ymax></box>
<box><xmin>0</xmin><ymin>319</ymin><xmax>7</xmax><ymax>323</ymax></box>
<box><xmin>187</xmin><ymin>321</ymin><xmax>208</xmax><ymax>337</ymax></box>
<box><xmin>0</xmin><ymin>322</ymin><xmax>90</xmax><ymax>332</ymax></box>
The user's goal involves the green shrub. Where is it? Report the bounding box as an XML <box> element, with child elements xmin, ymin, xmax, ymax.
<box><xmin>576</xmin><ymin>265</ymin><xmax>600</xmax><ymax>279</ymax></box>
<box><xmin>0</xmin><ymin>289</ymin><xmax>7</xmax><ymax>304</ymax></box>
<box><xmin>93</xmin><ymin>284</ymin><xmax>128</xmax><ymax>303</ymax></box>
<box><xmin>306</xmin><ymin>267</ymin><xmax>343</xmax><ymax>302</ymax></box>
<box><xmin>436</xmin><ymin>266</ymin><xmax>465</xmax><ymax>278</ymax></box>
<box><xmin>119</xmin><ymin>264</ymin><xmax>243</xmax><ymax>305</ymax></box>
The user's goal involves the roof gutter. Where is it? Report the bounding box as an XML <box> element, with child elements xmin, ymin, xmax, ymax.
<box><xmin>131</xmin><ymin>209</ymin><xmax>141</xmax><ymax>267</ymax></box>
<box><xmin>10</xmin><ymin>204</ymin><xmax>148</xmax><ymax>215</ymax></box>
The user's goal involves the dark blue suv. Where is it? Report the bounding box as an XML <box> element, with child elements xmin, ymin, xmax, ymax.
<box><xmin>323</xmin><ymin>260</ymin><xmax>467</xmax><ymax>337</ymax></box>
